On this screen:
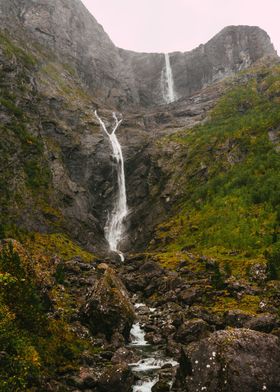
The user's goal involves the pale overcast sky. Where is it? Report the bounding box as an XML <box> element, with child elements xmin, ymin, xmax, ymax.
<box><xmin>81</xmin><ymin>0</ymin><xmax>279</xmax><ymax>55</ymax></box>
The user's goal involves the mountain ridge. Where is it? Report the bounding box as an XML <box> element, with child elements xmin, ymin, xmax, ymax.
<box><xmin>0</xmin><ymin>0</ymin><xmax>277</xmax><ymax>109</ymax></box>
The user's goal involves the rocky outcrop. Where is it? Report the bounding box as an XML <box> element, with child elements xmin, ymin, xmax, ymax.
<box><xmin>0</xmin><ymin>0</ymin><xmax>277</xmax><ymax>108</ymax></box>
<box><xmin>175</xmin><ymin>329</ymin><xmax>280</xmax><ymax>392</ymax></box>
<box><xmin>80</xmin><ymin>264</ymin><xmax>135</xmax><ymax>341</ymax></box>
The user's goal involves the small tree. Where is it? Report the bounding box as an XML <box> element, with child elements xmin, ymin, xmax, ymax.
<box><xmin>211</xmin><ymin>261</ymin><xmax>226</xmax><ymax>289</ymax></box>
<box><xmin>265</xmin><ymin>244</ymin><xmax>280</xmax><ymax>280</ymax></box>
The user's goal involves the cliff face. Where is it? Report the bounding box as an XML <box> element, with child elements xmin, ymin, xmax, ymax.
<box><xmin>0</xmin><ymin>0</ymin><xmax>277</xmax><ymax>109</ymax></box>
<box><xmin>120</xmin><ymin>25</ymin><xmax>278</xmax><ymax>107</ymax></box>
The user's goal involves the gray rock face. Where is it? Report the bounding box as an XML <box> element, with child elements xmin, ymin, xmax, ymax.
<box><xmin>176</xmin><ymin>329</ymin><xmax>280</xmax><ymax>392</ymax></box>
<box><xmin>0</xmin><ymin>0</ymin><xmax>277</xmax><ymax>108</ymax></box>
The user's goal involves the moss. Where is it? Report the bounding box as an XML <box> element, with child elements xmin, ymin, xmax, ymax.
<box><xmin>151</xmin><ymin>250</ymin><xmax>205</xmax><ymax>274</ymax></box>
<box><xmin>23</xmin><ymin>232</ymin><xmax>95</xmax><ymax>263</ymax></box>
<box><xmin>212</xmin><ymin>294</ymin><xmax>260</xmax><ymax>315</ymax></box>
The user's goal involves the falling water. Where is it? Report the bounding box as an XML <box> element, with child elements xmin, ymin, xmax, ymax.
<box><xmin>129</xmin><ymin>303</ymin><xmax>178</xmax><ymax>392</ymax></box>
<box><xmin>163</xmin><ymin>53</ymin><xmax>177</xmax><ymax>103</ymax></box>
<box><xmin>95</xmin><ymin>111</ymin><xmax>128</xmax><ymax>261</ymax></box>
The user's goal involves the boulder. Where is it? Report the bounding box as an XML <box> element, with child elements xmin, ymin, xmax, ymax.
<box><xmin>224</xmin><ymin>310</ymin><xmax>253</xmax><ymax>328</ymax></box>
<box><xmin>176</xmin><ymin>328</ymin><xmax>280</xmax><ymax>392</ymax></box>
<box><xmin>175</xmin><ymin>318</ymin><xmax>210</xmax><ymax>344</ymax></box>
<box><xmin>152</xmin><ymin>365</ymin><xmax>176</xmax><ymax>392</ymax></box>
<box><xmin>80</xmin><ymin>266</ymin><xmax>135</xmax><ymax>341</ymax></box>
<box><xmin>178</xmin><ymin>287</ymin><xmax>201</xmax><ymax>305</ymax></box>
<box><xmin>244</xmin><ymin>313</ymin><xmax>279</xmax><ymax>333</ymax></box>
<box><xmin>111</xmin><ymin>347</ymin><xmax>140</xmax><ymax>365</ymax></box>
<box><xmin>97</xmin><ymin>364</ymin><xmax>135</xmax><ymax>392</ymax></box>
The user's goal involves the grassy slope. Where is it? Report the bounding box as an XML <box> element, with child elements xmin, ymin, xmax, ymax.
<box><xmin>152</xmin><ymin>62</ymin><xmax>280</xmax><ymax>277</ymax></box>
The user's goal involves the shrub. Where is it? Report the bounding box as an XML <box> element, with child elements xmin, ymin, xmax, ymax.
<box><xmin>265</xmin><ymin>243</ymin><xmax>280</xmax><ymax>280</ymax></box>
<box><xmin>0</xmin><ymin>242</ymin><xmax>46</xmax><ymax>331</ymax></box>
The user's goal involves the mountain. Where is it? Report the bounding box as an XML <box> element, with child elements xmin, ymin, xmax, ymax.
<box><xmin>0</xmin><ymin>0</ymin><xmax>280</xmax><ymax>391</ymax></box>
<box><xmin>0</xmin><ymin>0</ymin><xmax>277</xmax><ymax>108</ymax></box>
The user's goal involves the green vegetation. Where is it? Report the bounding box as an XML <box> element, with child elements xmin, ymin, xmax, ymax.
<box><xmin>211</xmin><ymin>294</ymin><xmax>261</xmax><ymax>315</ymax></box>
<box><xmin>23</xmin><ymin>232</ymin><xmax>95</xmax><ymax>263</ymax></box>
<box><xmin>155</xmin><ymin>65</ymin><xmax>280</xmax><ymax>276</ymax></box>
<box><xmin>0</xmin><ymin>241</ymin><xmax>94</xmax><ymax>390</ymax></box>
<box><xmin>266</xmin><ymin>243</ymin><xmax>280</xmax><ymax>280</ymax></box>
<box><xmin>0</xmin><ymin>31</ymin><xmax>37</xmax><ymax>67</ymax></box>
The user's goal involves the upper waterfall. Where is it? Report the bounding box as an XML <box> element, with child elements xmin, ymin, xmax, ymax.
<box><xmin>162</xmin><ymin>53</ymin><xmax>177</xmax><ymax>103</ymax></box>
<box><xmin>95</xmin><ymin>111</ymin><xmax>128</xmax><ymax>261</ymax></box>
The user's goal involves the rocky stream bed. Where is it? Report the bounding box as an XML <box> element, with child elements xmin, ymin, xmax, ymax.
<box><xmin>44</xmin><ymin>253</ymin><xmax>280</xmax><ymax>392</ymax></box>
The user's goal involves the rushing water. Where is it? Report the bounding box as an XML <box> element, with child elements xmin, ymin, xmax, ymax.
<box><xmin>163</xmin><ymin>53</ymin><xmax>177</xmax><ymax>103</ymax></box>
<box><xmin>129</xmin><ymin>303</ymin><xmax>178</xmax><ymax>392</ymax></box>
<box><xmin>130</xmin><ymin>322</ymin><xmax>149</xmax><ymax>346</ymax></box>
<box><xmin>95</xmin><ymin>111</ymin><xmax>128</xmax><ymax>261</ymax></box>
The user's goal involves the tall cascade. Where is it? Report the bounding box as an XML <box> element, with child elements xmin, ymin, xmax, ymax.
<box><xmin>95</xmin><ymin>111</ymin><xmax>128</xmax><ymax>261</ymax></box>
<box><xmin>163</xmin><ymin>53</ymin><xmax>177</xmax><ymax>103</ymax></box>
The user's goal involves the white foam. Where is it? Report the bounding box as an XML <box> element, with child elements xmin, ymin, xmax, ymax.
<box><xmin>135</xmin><ymin>303</ymin><xmax>146</xmax><ymax>309</ymax></box>
<box><xmin>130</xmin><ymin>357</ymin><xmax>179</xmax><ymax>372</ymax></box>
<box><xmin>132</xmin><ymin>378</ymin><xmax>158</xmax><ymax>392</ymax></box>
<box><xmin>130</xmin><ymin>322</ymin><xmax>149</xmax><ymax>346</ymax></box>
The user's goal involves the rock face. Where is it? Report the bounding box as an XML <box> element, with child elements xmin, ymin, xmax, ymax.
<box><xmin>0</xmin><ymin>0</ymin><xmax>277</xmax><ymax>108</ymax></box>
<box><xmin>176</xmin><ymin>329</ymin><xmax>280</xmax><ymax>392</ymax></box>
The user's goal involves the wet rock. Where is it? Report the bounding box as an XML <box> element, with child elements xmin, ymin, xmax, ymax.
<box><xmin>145</xmin><ymin>332</ymin><xmax>164</xmax><ymax>345</ymax></box>
<box><xmin>66</xmin><ymin>368</ymin><xmax>99</xmax><ymax>389</ymax></box>
<box><xmin>178</xmin><ymin>287</ymin><xmax>201</xmax><ymax>305</ymax></box>
<box><xmin>225</xmin><ymin>277</ymin><xmax>258</xmax><ymax>297</ymax></box>
<box><xmin>152</xmin><ymin>365</ymin><xmax>175</xmax><ymax>392</ymax></box>
<box><xmin>151</xmin><ymin>380</ymin><xmax>170</xmax><ymax>392</ymax></box>
<box><xmin>166</xmin><ymin>338</ymin><xmax>182</xmax><ymax>358</ymax></box>
<box><xmin>97</xmin><ymin>364</ymin><xmax>135</xmax><ymax>392</ymax></box>
<box><xmin>224</xmin><ymin>310</ymin><xmax>253</xmax><ymax>328</ymax></box>
<box><xmin>109</xmin><ymin>332</ymin><xmax>125</xmax><ymax>349</ymax></box>
<box><xmin>111</xmin><ymin>347</ymin><xmax>139</xmax><ymax>365</ymax></box>
<box><xmin>80</xmin><ymin>266</ymin><xmax>135</xmax><ymax>341</ymax></box>
<box><xmin>175</xmin><ymin>318</ymin><xmax>210</xmax><ymax>344</ymax></box>
<box><xmin>176</xmin><ymin>329</ymin><xmax>280</xmax><ymax>392</ymax></box>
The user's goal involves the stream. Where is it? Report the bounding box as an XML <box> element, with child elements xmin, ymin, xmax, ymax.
<box><xmin>129</xmin><ymin>303</ymin><xmax>179</xmax><ymax>392</ymax></box>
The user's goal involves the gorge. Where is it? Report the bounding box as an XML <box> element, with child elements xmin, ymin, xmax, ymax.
<box><xmin>0</xmin><ymin>0</ymin><xmax>280</xmax><ymax>391</ymax></box>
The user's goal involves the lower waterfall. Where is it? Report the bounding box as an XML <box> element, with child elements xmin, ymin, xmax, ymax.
<box><xmin>95</xmin><ymin>111</ymin><xmax>128</xmax><ymax>261</ymax></box>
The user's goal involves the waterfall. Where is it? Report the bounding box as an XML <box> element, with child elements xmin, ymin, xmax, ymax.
<box><xmin>95</xmin><ymin>111</ymin><xmax>128</xmax><ymax>261</ymax></box>
<box><xmin>162</xmin><ymin>53</ymin><xmax>177</xmax><ymax>103</ymax></box>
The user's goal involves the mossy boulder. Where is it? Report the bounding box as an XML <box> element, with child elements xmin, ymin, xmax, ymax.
<box><xmin>80</xmin><ymin>265</ymin><xmax>135</xmax><ymax>341</ymax></box>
